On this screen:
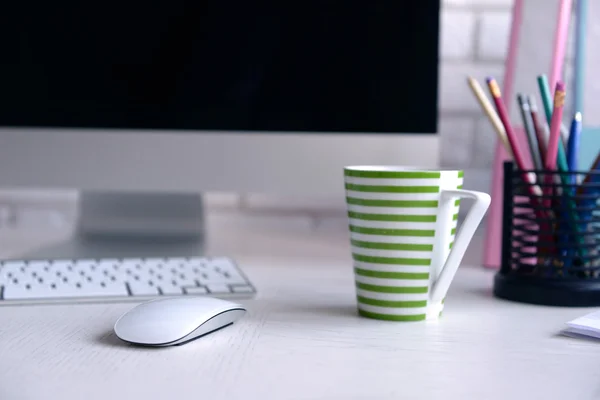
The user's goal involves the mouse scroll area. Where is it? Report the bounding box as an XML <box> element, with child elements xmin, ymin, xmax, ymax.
<box><xmin>172</xmin><ymin>309</ymin><xmax>246</xmax><ymax>346</ymax></box>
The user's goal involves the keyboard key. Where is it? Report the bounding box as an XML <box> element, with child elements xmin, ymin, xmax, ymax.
<box><xmin>189</xmin><ymin>258</ymin><xmax>209</xmax><ymax>268</ymax></box>
<box><xmin>232</xmin><ymin>285</ymin><xmax>254</xmax><ymax>293</ymax></box>
<box><xmin>52</xmin><ymin>260</ymin><xmax>75</xmax><ymax>269</ymax></box>
<box><xmin>185</xmin><ymin>286</ymin><xmax>208</xmax><ymax>295</ymax></box>
<box><xmin>3</xmin><ymin>261</ymin><xmax>26</xmax><ymax>269</ymax></box>
<box><xmin>98</xmin><ymin>260</ymin><xmax>120</xmax><ymax>271</ymax></box>
<box><xmin>197</xmin><ymin>270</ymin><xmax>229</xmax><ymax>285</ymax></box>
<box><xmin>174</xmin><ymin>271</ymin><xmax>199</xmax><ymax>287</ymax></box>
<box><xmin>219</xmin><ymin>269</ymin><xmax>248</xmax><ymax>284</ymax></box>
<box><xmin>120</xmin><ymin>260</ymin><xmax>142</xmax><ymax>273</ymax></box>
<box><xmin>74</xmin><ymin>259</ymin><xmax>96</xmax><ymax>265</ymax></box>
<box><xmin>28</xmin><ymin>261</ymin><xmax>50</xmax><ymax>270</ymax></box>
<box><xmin>159</xmin><ymin>283</ymin><xmax>184</xmax><ymax>296</ymax></box>
<box><xmin>127</xmin><ymin>281</ymin><xmax>159</xmax><ymax>296</ymax></box>
<box><xmin>5</xmin><ymin>285</ymin><xmax>56</xmax><ymax>299</ymax></box>
<box><xmin>212</xmin><ymin>258</ymin><xmax>238</xmax><ymax>270</ymax></box>
<box><xmin>5</xmin><ymin>283</ymin><xmax>128</xmax><ymax>299</ymax></box>
<box><xmin>206</xmin><ymin>283</ymin><xmax>231</xmax><ymax>294</ymax></box>
<box><xmin>29</xmin><ymin>268</ymin><xmax>54</xmax><ymax>283</ymax></box>
<box><xmin>0</xmin><ymin>262</ymin><xmax>25</xmax><ymax>283</ymax></box>
<box><xmin>81</xmin><ymin>283</ymin><xmax>129</xmax><ymax>297</ymax></box>
<box><xmin>74</xmin><ymin>260</ymin><xmax>97</xmax><ymax>272</ymax></box>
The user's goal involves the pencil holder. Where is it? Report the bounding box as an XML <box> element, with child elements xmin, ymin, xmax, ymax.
<box><xmin>494</xmin><ymin>161</ymin><xmax>600</xmax><ymax>306</ymax></box>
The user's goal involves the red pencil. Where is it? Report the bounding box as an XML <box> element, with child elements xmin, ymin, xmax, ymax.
<box><xmin>529</xmin><ymin>97</ymin><xmax>547</xmax><ymax>166</ymax></box>
<box><xmin>486</xmin><ymin>78</ymin><xmax>550</xmax><ymax>261</ymax></box>
<box><xmin>486</xmin><ymin>77</ymin><xmax>529</xmax><ymax>171</ymax></box>
<box><xmin>486</xmin><ymin>77</ymin><xmax>542</xmax><ymax>201</ymax></box>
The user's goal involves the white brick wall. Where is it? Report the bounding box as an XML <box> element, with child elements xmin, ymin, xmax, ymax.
<box><xmin>439</xmin><ymin>0</ymin><xmax>514</xmax><ymax>193</ymax></box>
<box><xmin>441</xmin><ymin>11</ymin><xmax>476</xmax><ymax>59</ymax></box>
<box><xmin>477</xmin><ymin>12</ymin><xmax>512</xmax><ymax>61</ymax></box>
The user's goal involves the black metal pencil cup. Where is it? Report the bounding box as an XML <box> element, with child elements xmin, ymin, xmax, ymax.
<box><xmin>494</xmin><ymin>161</ymin><xmax>600</xmax><ymax>306</ymax></box>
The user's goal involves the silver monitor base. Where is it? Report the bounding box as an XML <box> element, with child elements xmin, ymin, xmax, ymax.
<box><xmin>79</xmin><ymin>192</ymin><xmax>205</xmax><ymax>238</ymax></box>
<box><xmin>21</xmin><ymin>192</ymin><xmax>207</xmax><ymax>259</ymax></box>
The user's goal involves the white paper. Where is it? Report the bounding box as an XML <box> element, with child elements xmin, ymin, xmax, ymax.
<box><xmin>564</xmin><ymin>310</ymin><xmax>600</xmax><ymax>339</ymax></box>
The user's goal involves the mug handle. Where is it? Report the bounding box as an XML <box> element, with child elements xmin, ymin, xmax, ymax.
<box><xmin>429</xmin><ymin>189</ymin><xmax>491</xmax><ymax>304</ymax></box>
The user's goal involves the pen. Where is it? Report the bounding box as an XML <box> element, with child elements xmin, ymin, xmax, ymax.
<box><xmin>517</xmin><ymin>94</ymin><xmax>543</xmax><ymax>169</ymax></box>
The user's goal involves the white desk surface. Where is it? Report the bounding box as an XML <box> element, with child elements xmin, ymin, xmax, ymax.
<box><xmin>0</xmin><ymin>214</ymin><xmax>599</xmax><ymax>400</ymax></box>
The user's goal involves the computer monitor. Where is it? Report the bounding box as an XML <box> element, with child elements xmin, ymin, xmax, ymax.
<box><xmin>0</xmin><ymin>1</ymin><xmax>440</xmax><ymax>257</ymax></box>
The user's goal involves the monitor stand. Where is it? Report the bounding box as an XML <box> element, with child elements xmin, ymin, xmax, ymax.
<box><xmin>21</xmin><ymin>192</ymin><xmax>207</xmax><ymax>259</ymax></box>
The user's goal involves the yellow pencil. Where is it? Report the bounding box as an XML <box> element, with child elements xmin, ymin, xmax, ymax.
<box><xmin>467</xmin><ymin>76</ymin><xmax>513</xmax><ymax>159</ymax></box>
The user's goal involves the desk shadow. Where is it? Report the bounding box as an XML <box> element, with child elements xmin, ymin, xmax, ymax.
<box><xmin>96</xmin><ymin>330</ymin><xmax>128</xmax><ymax>347</ymax></box>
<box><xmin>460</xmin><ymin>286</ymin><xmax>494</xmax><ymax>298</ymax></box>
<box><xmin>553</xmin><ymin>330</ymin><xmax>600</xmax><ymax>343</ymax></box>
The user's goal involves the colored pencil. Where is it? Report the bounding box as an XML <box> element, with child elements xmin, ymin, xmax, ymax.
<box><xmin>549</xmin><ymin>0</ymin><xmax>574</xmax><ymax>102</ymax></box>
<box><xmin>486</xmin><ymin>77</ymin><xmax>528</xmax><ymax>170</ymax></box>
<box><xmin>537</xmin><ymin>75</ymin><xmax>570</xmax><ymax>173</ymax></box>
<box><xmin>517</xmin><ymin>93</ymin><xmax>542</xmax><ymax>169</ymax></box>
<box><xmin>543</xmin><ymin>84</ymin><xmax>583</xmax><ymax>263</ymax></box>
<box><xmin>562</xmin><ymin>112</ymin><xmax>582</xmax><ymax>265</ymax></box>
<box><xmin>549</xmin><ymin>0</ymin><xmax>572</xmax><ymax>147</ymax></box>
<box><xmin>546</xmin><ymin>81</ymin><xmax>566</xmax><ymax>170</ymax></box>
<box><xmin>529</xmin><ymin>96</ymin><xmax>548</xmax><ymax>166</ymax></box>
<box><xmin>467</xmin><ymin>77</ymin><xmax>513</xmax><ymax>158</ymax></box>
<box><xmin>540</xmin><ymin>81</ymin><xmax>566</xmax><ymax>234</ymax></box>
<box><xmin>486</xmin><ymin>77</ymin><xmax>541</xmax><ymax>196</ymax></box>
<box><xmin>567</xmin><ymin>112</ymin><xmax>582</xmax><ymax>175</ymax></box>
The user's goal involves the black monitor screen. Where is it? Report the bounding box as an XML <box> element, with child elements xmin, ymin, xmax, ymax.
<box><xmin>0</xmin><ymin>1</ymin><xmax>439</xmax><ymax>133</ymax></box>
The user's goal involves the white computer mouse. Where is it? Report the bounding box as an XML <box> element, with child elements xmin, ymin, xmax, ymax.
<box><xmin>113</xmin><ymin>297</ymin><xmax>246</xmax><ymax>347</ymax></box>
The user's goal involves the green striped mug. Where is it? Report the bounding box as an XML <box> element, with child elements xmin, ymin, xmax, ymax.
<box><xmin>344</xmin><ymin>166</ymin><xmax>491</xmax><ymax>321</ymax></box>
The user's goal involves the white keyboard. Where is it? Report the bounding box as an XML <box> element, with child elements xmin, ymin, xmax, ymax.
<box><xmin>0</xmin><ymin>257</ymin><xmax>256</xmax><ymax>304</ymax></box>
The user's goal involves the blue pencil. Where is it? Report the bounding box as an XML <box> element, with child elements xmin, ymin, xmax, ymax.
<box><xmin>567</xmin><ymin>112</ymin><xmax>582</xmax><ymax>181</ymax></box>
<box><xmin>563</xmin><ymin>113</ymin><xmax>582</xmax><ymax>266</ymax></box>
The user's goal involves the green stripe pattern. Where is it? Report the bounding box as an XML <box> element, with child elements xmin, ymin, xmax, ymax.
<box><xmin>344</xmin><ymin>167</ymin><xmax>464</xmax><ymax>321</ymax></box>
<box><xmin>345</xmin><ymin>184</ymin><xmax>440</xmax><ymax>193</ymax></box>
